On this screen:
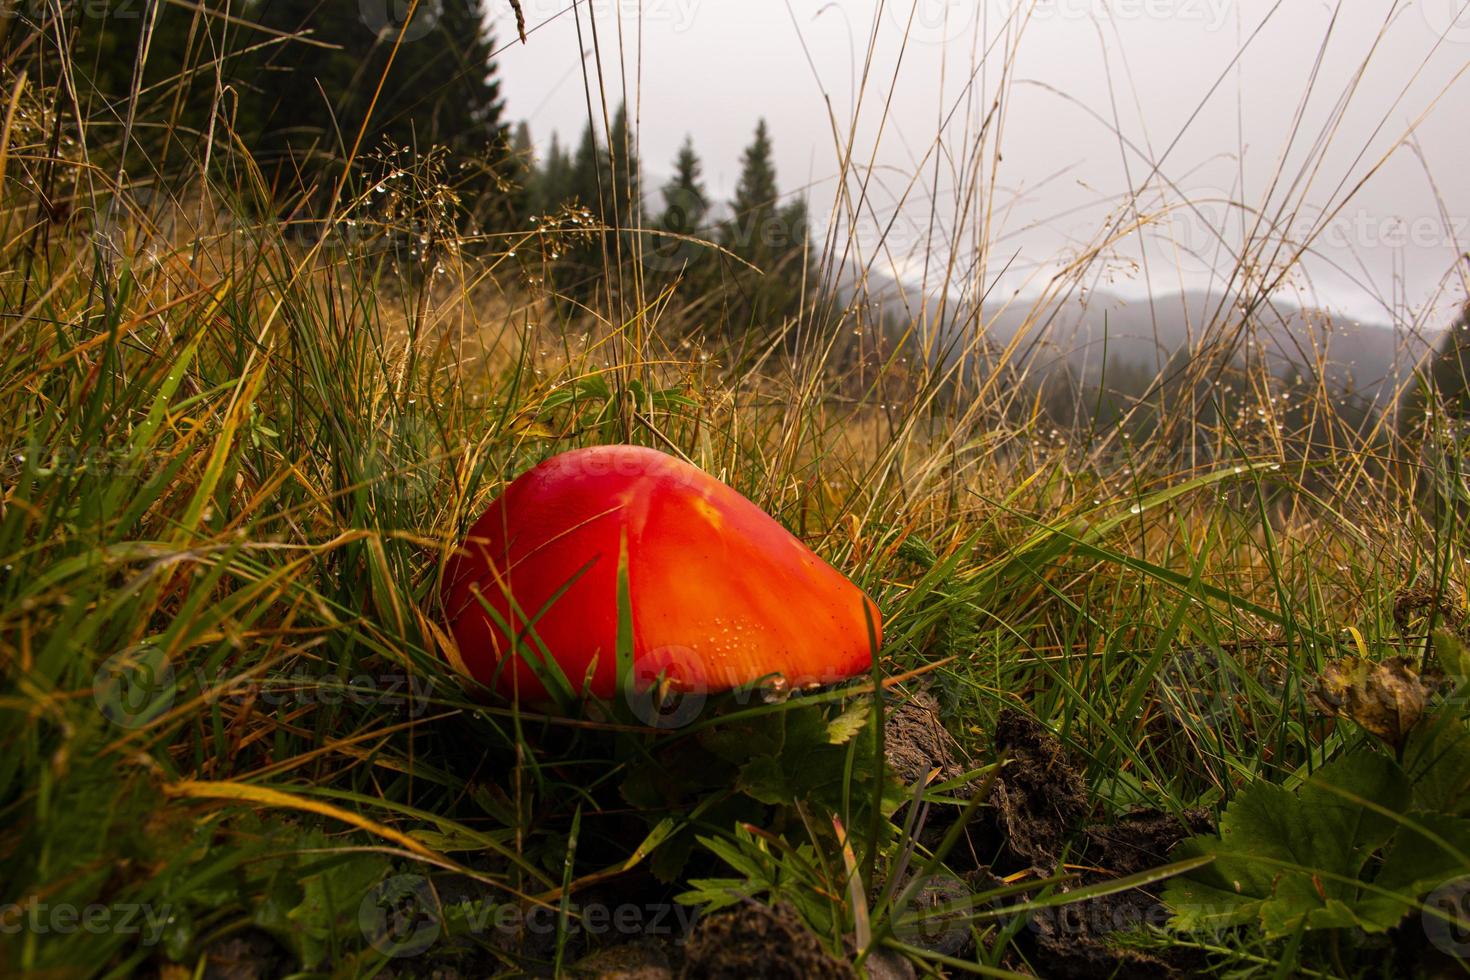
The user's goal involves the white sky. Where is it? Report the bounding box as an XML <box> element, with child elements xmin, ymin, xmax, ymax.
<box><xmin>487</xmin><ymin>1</ymin><xmax>1470</xmax><ymax>327</ymax></box>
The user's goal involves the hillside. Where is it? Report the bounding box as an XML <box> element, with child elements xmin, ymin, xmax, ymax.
<box><xmin>843</xmin><ymin>269</ymin><xmax>1441</xmax><ymax>406</ymax></box>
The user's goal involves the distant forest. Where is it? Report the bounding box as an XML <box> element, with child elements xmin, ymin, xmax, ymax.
<box><xmin>507</xmin><ymin>110</ymin><xmax>814</xmax><ymax>334</ymax></box>
<box><xmin>19</xmin><ymin>0</ymin><xmax>814</xmax><ymax>333</ymax></box>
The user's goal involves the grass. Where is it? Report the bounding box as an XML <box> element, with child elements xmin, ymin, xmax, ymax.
<box><xmin>3</xmin><ymin>3</ymin><xmax>1470</xmax><ymax>977</ymax></box>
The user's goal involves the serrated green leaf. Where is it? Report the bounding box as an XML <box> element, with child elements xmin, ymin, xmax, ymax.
<box><xmin>1405</xmin><ymin>713</ymin><xmax>1470</xmax><ymax>816</ymax></box>
<box><xmin>696</xmin><ymin>832</ymin><xmax>770</xmax><ymax>882</ymax></box>
<box><xmin>1434</xmin><ymin>630</ymin><xmax>1470</xmax><ymax>687</ymax></box>
<box><xmin>1164</xmin><ymin>752</ymin><xmax>1410</xmax><ymax>937</ymax></box>
<box><xmin>825</xmin><ymin>700</ymin><xmax>871</xmax><ymax>745</ymax></box>
<box><xmin>737</xmin><ymin>754</ymin><xmax>791</xmax><ymax>805</ymax></box>
<box><xmin>1356</xmin><ymin>812</ymin><xmax>1470</xmax><ymax>928</ymax></box>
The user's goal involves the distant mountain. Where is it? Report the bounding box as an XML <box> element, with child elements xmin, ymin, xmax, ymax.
<box><xmin>835</xmin><ymin>268</ymin><xmax>1443</xmax><ymax>406</ymax></box>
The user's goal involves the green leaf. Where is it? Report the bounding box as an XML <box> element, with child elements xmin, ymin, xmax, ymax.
<box><xmin>825</xmin><ymin>699</ymin><xmax>871</xmax><ymax>746</ymax></box>
<box><xmin>738</xmin><ymin>754</ymin><xmax>791</xmax><ymax>806</ymax></box>
<box><xmin>615</xmin><ymin>528</ymin><xmax>635</xmax><ymax>695</ymax></box>
<box><xmin>1434</xmin><ymin>630</ymin><xmax>1470</xmax><ymax>688</ymax></box>
<box><xmin>285</xmin><ymin>852</ymin><xmax>389</xmax><ymax>967</ymax></box>
<box><xmin>1404</xmin><ymin>713</ymin><xmax>1470</xmax><ymax>816</ymax></box>
<box><xmin>1165</xmin><ymin>752</ymin><xmax>1409</xmax><ymax>937</ymax></box>
<box><xmin>1355</xmin><ymin>812</ymin><xmax>1470</xmax><ymax>929</ymax></box>
<box><xmin>696</xmin><ymin>831</ymin><xmax>771</xmax><ymax>882</ymax></box>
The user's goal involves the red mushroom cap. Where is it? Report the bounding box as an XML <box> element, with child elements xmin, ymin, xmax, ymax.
<box><xmin>440</xmin><ymin>445</ymin><xmax>881</xmax><ymax>700</ymax></box>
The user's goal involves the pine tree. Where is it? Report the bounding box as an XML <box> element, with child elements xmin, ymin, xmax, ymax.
<box><xmin>1430</xmin><ymin>301</ymin><xmax>1470</xmax><ymax>419</ymax></box>
<box><xmin>245</xmin><ymin>0</ymin><xmax>509</xmax><ymax>217</ymax></box>
<box><xmin>60</xmin><ymin>0</ymin><xmax>254</xmax><ymax>170</ymax></box>
<box><xmin>718</xmin><ymin>119</ymin><xmax>811</xmax><ymax>333</ymax></box>
<box><xmin>649</xmin><ymin>137</ymin><xmax>712</xmax><ymax>295</ymax></box>
<box><xmin>539</xmin><ymin>133</ymin><xmax>573</xmax><ymax>211</ymax></box>
<box><xmin>569</xmin><ymin>120</ymin><xmax>609</xmax><ymax>215</ymax></box>
<box><xmin>1403</xmin><ymin>299</ymin><xmax>1470</xmax><ymax>439</ymax></box>
<box><xmin>778</xmin><ymin>197</ymin><xmax>811</xmax><ymax>264</ymax></box>
<box><xmin>511</xmin><ymin>121</ymin><xmax>538</xmax><ymax>216</ymax></box>
<box><xmin>659</xmin><ymin>137</ymin><xmax>709</xmax><ymax>235</ymax></box>
<box><xmin>724</xmin><ymin>119</ymin><xmax>779</xmax><ymax>263</ymax></box>
<box><xmin>608</xmin><ymin>103</ymin><xmax>642</xmax><ymax>228</ymax></box>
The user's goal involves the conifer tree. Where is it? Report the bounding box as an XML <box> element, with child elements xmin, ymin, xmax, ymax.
<box><xmin>608</xmin><ymin>104</ymin><xmax>642</xmax><ymax>228</ymax></box>
<box><xmin>511</xmin><ymin>121</ymin><xmax>538</xmax><ymax>216</ymax></box>
<box><xmin>60</xmin><ymin>0</ymin><xmax>256</xmax><ymax>170</ymax></box>
<box><xmin>1430</xmin><ymin>301</ymin><xmax>1470</xmax><ymax>419</ymax></box>
<box><xmin>569</xmin><ymin>120</ymin><xmax>609</xmax><ymax>216</ymax></box>
<box><xmin>650</xmin><ymin>136</ymin><xmax>712</xmax><ymax>294</ymax></box>
<box><xmin>718</xmin><ymin>119</ymin><xmax>811</xmax><ymax>333</ymax></box>
<box><xmin>1404</xmin><ymin>299</ymin><xmax>1470</xmax><ymax>439</ymax></box>
<box><xmin>724</xmin><ymin>119</ymin><xmax>779</xmax><ymax>263</ymax></box>
<box><xmin>659</xmin><ymin>137</ymin><xmax>709</xmax><ymax>235</ymax></box>
<box><xmin>243</xmin><ymin>0</ymin><xmax>509</xmax><ymax>216</ymax></box>
<box><xmin>539</xmin><ymin>133</ymin><xmax>573</xmax><ymax>211</ymax></box>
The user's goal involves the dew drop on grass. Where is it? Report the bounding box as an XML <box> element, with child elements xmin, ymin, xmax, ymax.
<box><xmin>1129</xmin><ymin>504</ymin><xmax>1143</xmax><ymax>515</ymax></box>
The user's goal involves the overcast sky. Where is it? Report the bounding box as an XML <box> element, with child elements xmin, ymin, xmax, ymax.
<box><xmin>486</xmin><ymin>1</ymin><xmax>1470</xmax><ymax>327</ymax></box>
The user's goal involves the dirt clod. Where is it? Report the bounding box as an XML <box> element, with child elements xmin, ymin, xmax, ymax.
<box><xmin>985</xmin><ymin>709</ymin><xmax>1089</xmax><ymax>868</ymax></box>
<box><xmin>1084</xmin><ymin>807</ymin><xmax>1216</xmax><ymax>874</ymax></box>
<box><xmin>680</xmin><ymin>902</ymin><xmax>854</xmax><ymax>980</ymax></box>
<box><xmin>573</xmin><ymin>938</ymin><xmax>677</xmax><ymax>979</ymax></box>
<box><xmin>200</xmin><ymin>930</ymin><xmax>291</xmax><ymax>980</ymax></box>
<box><xmin>1025</xmin><ymin>807</ymin><xmax>1214</xmax><ymax>978</ymax></box>
<box><xmin>883</xmin><ymin>691</ymin><xmax>967</xmax><ymax>789</ymax></box>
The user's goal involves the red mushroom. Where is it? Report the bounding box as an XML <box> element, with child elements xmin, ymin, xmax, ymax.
<box><xmin>440</xmin><ymin>445</ymin><xmax>880</xmax><ymax>702</ymax></box>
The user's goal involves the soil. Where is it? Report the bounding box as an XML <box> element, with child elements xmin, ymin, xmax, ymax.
<box><xmin>883</xmin><ymin>691</ymin><xmax>969</xmax><ymax>789</ymax></box>
<box><xmin>679</xmin><ymin>902</ymin><xmax>855</xmax><ymax>979</ymax></box>
<box><xmin>189</xmin><ymin>698</ymin><xmax>1216</xmax><ymax>979</ymax></box>
<box><xmin>572</xmin><ymin>938</ymin><xmax>678</xmax><ymax>979</ymax></box>
<box><xmin>199</xmin><ymin>930</ymin><xmax>290</xmax><ymax>980</ymax></box>
<box><xmin>881</xmin><ymin>698</ymin><xmax>1218</xmax><ymax>977</ymax></box>
<box><xmin>983</xmin><ymin>709</ymin><xmax>1091</xmax><ymax>868</ymax></box>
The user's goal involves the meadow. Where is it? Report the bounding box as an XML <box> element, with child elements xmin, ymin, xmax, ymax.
<box><xmin>2</xmin><ymin>3</ymin><xmax>1469</xmax><ymax>977</ymax></box>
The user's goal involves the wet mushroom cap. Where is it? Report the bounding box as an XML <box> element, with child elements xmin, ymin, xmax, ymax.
<box><xmin>441</xmin><ymin>445</ymin><xmax>881</xmax><ymax>700</ymax></box>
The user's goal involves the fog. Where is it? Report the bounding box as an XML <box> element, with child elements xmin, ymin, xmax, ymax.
<box><xmin>489</xmin><ymin>1</ymin><xmax>1470</xmax><ymax>327</ymax></box>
